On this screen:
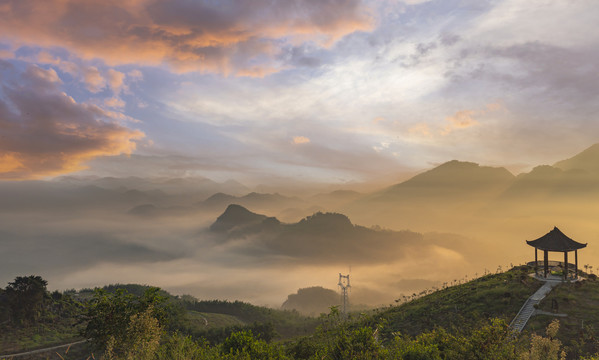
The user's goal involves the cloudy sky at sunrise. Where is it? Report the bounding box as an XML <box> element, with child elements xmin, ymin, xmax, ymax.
<box><xmin>1</xmin><ymin>0</ymin><xmax>599</xmax><ymax>184</ymax></box>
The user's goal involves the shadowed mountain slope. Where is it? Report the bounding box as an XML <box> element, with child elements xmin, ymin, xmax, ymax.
<box><xmin>208</xmin><ymin>205</ymin><xmax>473</xmax><ymax>266</ymax></box>
<box><xmin>281</xmin><ymin>286</ymin><xmax>340</xmax><ymax>316</ymax></box>
<box><xmin>200</xmin><ymin>192</ymin><xmax>306</xmax><ymax>217</ymax></box>
<box><xmin>374</xmin><ymin>160</ymin><xmax>515</xmax><ymax>200</ymax></box>
<box><xmin>554</xmin><ymin>143</ymin><xmax>599</xmax><ymax>173</ymax></box>
<box><xmin>210</xmin><ymin>204</ymin><xmax>269</xmax><ymax>232</ymax></box>
<box><xmin>344</xmin><ymin>160</ymin><xmax>515</xmax><ymax>232</ymax></box>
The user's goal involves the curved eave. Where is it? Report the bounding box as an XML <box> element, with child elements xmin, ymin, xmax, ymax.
<box><xmin>526</xmin><ymin>240</ymin><xmax>587</xmax><ymax>252</ymax></box>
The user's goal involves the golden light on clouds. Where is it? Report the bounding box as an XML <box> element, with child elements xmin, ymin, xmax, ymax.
<box><xmin>442</xmin><ymin>109</ymin><xmax>478</xmax><ymax>135</ymax></box>
<box><xmin>0</xmin><ymin>153</ymin><xmax>23</xmax><ymax>174</ymax></box>
<box><xmin>293</xmin><ymin>136</ymin><xmax>311</xmax><ymax>144</ymax></box>
<box><xmin>0</xmin><ymin>121</ymin><xmax>144</xmax><ymax>180</ymax></box>
<box><xmin>408</xmin><ymin>123</ymin><xmax>432</xmax><ymax>138</ymax></box>
<box><xmin>0</xmin><ymin>0</ymin><xmax>373</xmax><ymax>76</ymax></box>
<box><xmin>0</xmin><ymin>65</ymin><xmax>144</xmax><ymax>180</ymax></box>
<box><xmin>442</xmin><ymin>102</ymin><xmax>504</xmax><ymax>136</ymax></box>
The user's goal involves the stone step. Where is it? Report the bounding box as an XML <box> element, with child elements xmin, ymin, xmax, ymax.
<box><xmin>509</xmin><ymin>281</ymin><xmax>560</xmax><ymax>333</ymax></box>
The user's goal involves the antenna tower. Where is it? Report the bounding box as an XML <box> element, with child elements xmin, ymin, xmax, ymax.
<box><xmin>338</xmin><ymin>273</ymin><xmax>350</xmax><ymax>316</ymax></box>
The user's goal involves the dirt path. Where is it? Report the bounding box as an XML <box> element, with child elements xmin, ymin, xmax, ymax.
<box><xmin>0</xmin><ymin>339</ymin><xmax>87</xmax><ymax>359</ymax></box>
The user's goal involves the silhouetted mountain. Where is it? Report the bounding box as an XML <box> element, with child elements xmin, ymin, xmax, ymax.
<box><xmin>378</xmin><ymin>160</ymin><xmax>514</xmax><ymax>200</ymax></box>
<box><xmin>200</xmin><ymin>191</ymin><xmax>305</xmax><ymax>215</ymax></box>
<box><xmin>210</xmin><ymin>204</ymin><xmax>269</xmax><ymax>232</ymax></box>
<box><xmin>203</xmin><ymin>193</ymin><xmax>238</xmax><ymax>207</ymax></box>
<box><xmin>293</xmin><ymin>212</ymin><xmax>354</xmax><ymax>233</ymax></box>
<box><xmin>500</xmin><ymin>162</ymin><xmax>599</xmax><ymax>202</ymax></box>
<box><xmin>208</xmin><ymin>206</ymin><xmax>450</xmax><ymax>264</ymax></box>
<box><xmin>499</xmin><ymin>165</ymin><xmax>565</xmax><ymax>200</ymax></box>
<box><xmin>281</xmin><ymin>287</ymin><xmax>340</xmax><ymax>316</ymax></box>
<box><xmin>554</xmin><ymin>143</ymin><xmax>599</xmax><ymax>173</ymax></box>
<box><xmin>344</xmin><ymin>160</ymin><xmax>515</xmax><ymax>232</ymax></box>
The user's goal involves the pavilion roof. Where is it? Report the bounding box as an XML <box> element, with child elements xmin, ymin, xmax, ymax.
<box><xmin>526</xmin><ymin>226</ymin><xmax>587</xmax><ymax>252</ymax></box>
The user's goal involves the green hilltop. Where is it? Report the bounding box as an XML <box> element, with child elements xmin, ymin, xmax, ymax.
<box><xmin>3</xmin><ymin>266</ymin><xmax>599</xmax><ymax>359</ymax></box>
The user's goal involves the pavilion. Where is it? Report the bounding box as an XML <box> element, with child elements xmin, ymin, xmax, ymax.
<box><xmin>527</xmin><ymin>226</ymin><xmax>587</xmax><ymax>280</ymax></box>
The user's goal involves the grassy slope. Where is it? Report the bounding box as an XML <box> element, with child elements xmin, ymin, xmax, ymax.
<box><xmin>528</xmin><ymin>274</ymin><xmax>599</xmax><ymax>358</ymax></box>
<box><xmin>368</xmin><ymin>266</ymin><xmax>543</xmax><ymax>338</ymax></box>
<box><xmin>182</xmin><ymin>300</ymin><xmax>319</xmax><ymax>340</ymax></box>
<box><xmin>9</xmin><ymin>267</ymin><xmax>599</xmax><ymax>358</ymax></box>
<box><xmin>0</xmin><ymin>318</ymin><xmax>83</xmax><ymax>354</ymax></box>
<box><xmin>184</xmin><ymin>310</ymin><xmax>246</xmax><ymax>329</ymax></box>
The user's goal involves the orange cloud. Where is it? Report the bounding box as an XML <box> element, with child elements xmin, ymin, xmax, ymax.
<box><xmin>442</xmin><ymin>102</ymin><xmax>504</xmax><ymax>135</ymax></box>
<box><xmin>409</xmin><ymin>123</ymin><xmax>432</xmax><ymax>137</ymax></box>
<box><xmin>104</xmin><ymin>97</ymin><xmax>126</xmax><ymax>108</ymax></box>
<box><xmin>444</xmin><ymin>110</ymin><xmax>478</xmax><ymax>131</ymax></box>
<box><xmin>0</xmin><ymin>65</ymin><xmax>144</xmax><ymax>180</ymax></box>
<box><xmin>0</xmin><ymin>153</ymin><xmax>24</xmax><ymax>173</ymax></box>
<box><xmin>83</xmin><ymin>66</ymin><xmax>105</xmax><ymax>92</ymax></box>
<box><xmin>0</xmin><ymin>0</ymin><xmax>373</xmax><ymax>76</ymax></box>
<box><xmin>30</xmin><ymin>52</ymin><xmax>131</xmax><ymax>95</ymax></box>
<box><xmin>236</xmin><ymin>66</ymin><xmax>280</xmax><ymax>78</ymax></box>
<box><xmin>106</xmin><ymin>69</ymin><xmax>126</xmax><ymax>93</ymax></box>
<box><xmin>293</xmin><ymin>136</ymin><xmax>311</xmax><ymax>144</ymax></box>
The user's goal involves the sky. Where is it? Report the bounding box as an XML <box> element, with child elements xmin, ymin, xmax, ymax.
<box><xmin>2</xmin><ymin>0</ymin><xmax>599</xmax><ymax>305</ymax></box>
<box><xmin>1</xmin><ymin>0</ymin><xmax>599</xmax><ymax>185</ymax></box>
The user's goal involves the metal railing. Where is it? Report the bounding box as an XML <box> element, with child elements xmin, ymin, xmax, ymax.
<box><xmin>526</xmin><ymin>261</ymin><xmax>578</xmax><ymax>279</ymax></box>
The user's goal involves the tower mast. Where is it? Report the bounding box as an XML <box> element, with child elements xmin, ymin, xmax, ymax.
<box><xmin>338</xmin><ymin>273</ymin><xmax>350</xmax><ymax>316</ymax></box>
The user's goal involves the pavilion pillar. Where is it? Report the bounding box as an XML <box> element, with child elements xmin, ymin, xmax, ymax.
<box><xmin>535</xmin><ymin>248</ymin><xmax>538</xmax><ymax>275</ymax></box>
<box><xmin>544</xmin><ymin>250</ymin><xmax>549</xmax><ymax>278</ymax></box>
<box><xmin>575</xmin><ymin>250</ymin><xmax>578</xmax><ymax>279</ymax></box>
<box><xmin>564</xmin><ymin>251</ymin><xmax>568</xmax><ymax>281</ymax></box>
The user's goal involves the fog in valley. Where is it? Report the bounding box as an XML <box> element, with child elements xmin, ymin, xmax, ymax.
<box><xmin>2</xmin><ymin>144</ymin><xmax>599</xmax><ymax>309</ymax></box>
<box><xmin>1</xmin><ymin>0</ymin><xmax>599</xmax><ymax>317</ymax></box>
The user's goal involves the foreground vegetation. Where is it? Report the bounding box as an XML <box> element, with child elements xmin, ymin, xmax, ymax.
<box><xmin>3</xmin><ymin>266</ymin><xmax>599</xmax><ymax>359</ymax></box>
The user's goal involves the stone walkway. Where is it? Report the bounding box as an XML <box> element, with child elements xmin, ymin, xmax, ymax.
<box><xmin>509</xmin><ymin>279</ymin><xmax>562</xmax><ymax>333</ymax></box>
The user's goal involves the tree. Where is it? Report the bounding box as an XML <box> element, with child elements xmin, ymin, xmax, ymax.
<box><xmin>82</xmin><ymin>286</ymin><xmax>168</xmax><ymax>351</ymax></box>
<box><xmin>155</xmin><ymin>332</ymin><xmax>213</xmax><ymax>360</ymax></box>
<box><xmin>5</xmin><ymin>275</ymin><xmax>48</xmax><ymax>325</ymax></box>
<box><xmin>520</xmin><ymin>319</ymin><xmax>566</xmax><ymax>360</ymax></box>
<box><xmin>221</xmin><ymin>329</ymin><xmax>288</xmax><ymax>360</ymax></box>
<box><xmin>102</xmin><ymin>306</ymin><xmax>163</xmax><ymax>360</ymax></box>
<box><xmin>331</xmin><ymin>326</ymin><xmax>383</xmax><ymax>360</ymax></box>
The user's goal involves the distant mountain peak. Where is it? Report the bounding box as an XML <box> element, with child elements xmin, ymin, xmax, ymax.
<box><xmin>281</xmin><ymin>286</ymin><xmax>339</xmax><ymax>315</ymax></box>
<box><xmin>204</xmin><ymin>192</ymin><xmax>236</xmax><ymax>203</ymax></box>
<box><xmin>297</xmin><ymin>212</ymin><xmax>354</xmax><ymax>231</ymax></box>
<box><xmin>554</xmin><ymin>143</ymin><xmax>599</xmax><ymax>173</ymax></box>
<box><xmin>394</xmin><ymin>160</ymin><xmax>514</xmax><ymax>189</ymax></box>
<box><xmin>209</xmin><ymin>204</ymin><xmax>268</xmax><ymax>232</ymax></box>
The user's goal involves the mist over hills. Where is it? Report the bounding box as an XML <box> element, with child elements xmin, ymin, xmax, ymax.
<box><xmin>380</xmin><ymin>160</ymin><xmax>515</xmax><ymax>197</ymax></box>
<box><xmin>200</xmin><ymin>192</ymin><xmax>306</xmax><ymax>220</ymax></box>
<box><xmin>342</xmin><ymin>144</ymin><xmax>599</xmax><ymax>237</ymax></box>
<box><xmin>209</xmin><ymin>204</ymin><xmax>474</xmax><ymax>267</ymax></box>
<box><xmin>55</xmin><ymin>175</ymin><xmax>250</xmax><ymax>196</ymax></box>
<box><xmin>281</xmin><ymin>286</ymin><xmax>340</xmax><ymax>316</ymax></box>
<box><xmin>554</xmin><ymin>143</ymin><xmax>599</xmax><ymax>173</ymax></box>
<box><xmin>210</xmin><ymin>204</ymin><xmax>271</xmax><ymax>233</ymax></box>
<box><xmin>2</xmin><ymin>143</ymin><xmax>599</xmax><ymax>307</ymax></box>
<box><xmin>343</xmin><ymin>160</ymin><xmax>516</xmax><ymax>233</ymax></box>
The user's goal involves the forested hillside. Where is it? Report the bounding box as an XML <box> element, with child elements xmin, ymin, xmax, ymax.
<box><xmin>3</xmin><ymin>267</ymin><xmax>599</xmax><ymax>359</ymax></box>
